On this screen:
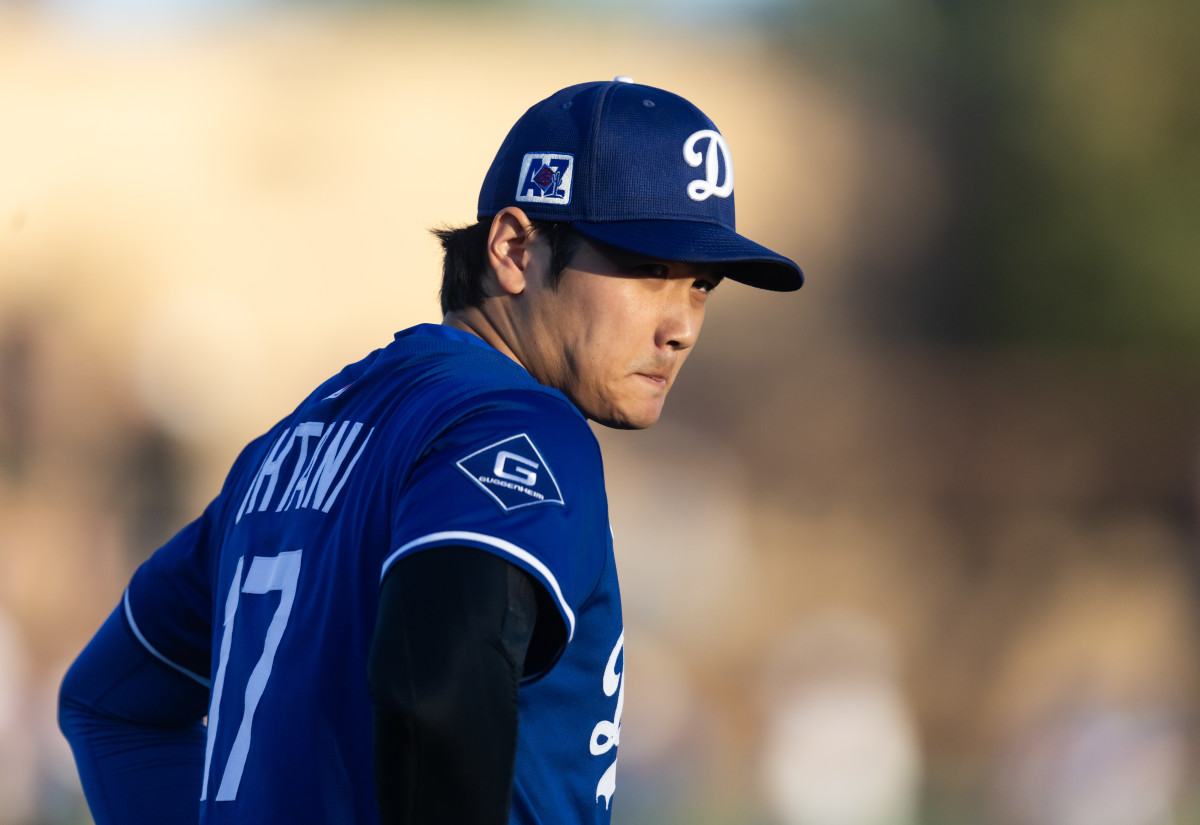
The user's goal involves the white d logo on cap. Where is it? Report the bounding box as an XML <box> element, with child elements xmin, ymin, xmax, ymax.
<box><xmin>683</xmin><ymin>129</ymin><xmax>734</xmax><ymax>202</ymax></box>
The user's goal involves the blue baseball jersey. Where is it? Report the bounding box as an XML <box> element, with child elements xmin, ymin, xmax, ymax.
<box><xmin>123</xmin><ymin>324</ymin><xmax>624</xmax><ymax>824</ymax></box>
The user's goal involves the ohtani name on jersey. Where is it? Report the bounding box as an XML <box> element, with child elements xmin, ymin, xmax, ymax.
<box><xmin>235</xmin><ymin>420</ymin><xmax>375</xmax><ymax>523</ymax></box>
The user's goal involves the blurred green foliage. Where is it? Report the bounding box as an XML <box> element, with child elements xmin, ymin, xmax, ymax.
<box><xmin>776</xmin><ymin>0</ymin><xmax>1200</xmax><ymax>355</ymax></box>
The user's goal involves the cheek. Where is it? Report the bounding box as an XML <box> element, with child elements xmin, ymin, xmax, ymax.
<box><xmin>574</xmin><ymin>336</ymin><xmax>628</xmax><ymax>392</ymax></box>
<box><xmin>572</xmin><ymin>301</ymin><xmax>643</xmax><ymax>366</ymax></box>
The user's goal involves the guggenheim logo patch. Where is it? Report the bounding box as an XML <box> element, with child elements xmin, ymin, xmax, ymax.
<box><xmin>456</xmin><ymin>434</ymin><xmax>565</xmax><ymax>512</ymax></box>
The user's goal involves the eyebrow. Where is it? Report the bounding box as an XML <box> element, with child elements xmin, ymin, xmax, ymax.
<box><xmin>594</xmin><ymin>243</ymin><xmax>651</xmax><ymax>269</ymax></box>
<box><xmin>602</xmin><ymin>245</ymin><xmax>723</xmax><ymax>278</ymax></box>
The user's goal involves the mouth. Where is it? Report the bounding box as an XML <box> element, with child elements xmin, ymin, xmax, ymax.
<box><xmin>635</xmin><ymin>371</ymin><xmax>670</xmax><ymax>389</ymax></box>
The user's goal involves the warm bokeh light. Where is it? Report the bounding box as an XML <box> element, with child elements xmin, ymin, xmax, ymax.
<box><xmin>2</xmin><ymin>1</ymin><xmax>1198</xmax><ymax>823</ymax></box>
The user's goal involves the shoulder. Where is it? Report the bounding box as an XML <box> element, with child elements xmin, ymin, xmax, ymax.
<box><xmin>434</xmin><ymin>387</ymin><xmax>603</xmax><ymax>501</ymax></box>
<box><xmin>373</xmin><ymin>326</ymin><xmax>572</xmax><ymax>411</ymax></box>
<box><xmin>393</xmin><ymin>381</ymin><xmax>605</xmax><ymax>525</ymax></box>
<box><xmin>381</xmin><ymin>326</ymin><xmax>597</xmax><ymax>454</ymax></box>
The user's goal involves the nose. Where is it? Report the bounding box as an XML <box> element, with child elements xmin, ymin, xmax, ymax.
<box><xmin>656</xmin><ymin>289</ymin><xmax>700</xmax><ymax>352</ymax></box>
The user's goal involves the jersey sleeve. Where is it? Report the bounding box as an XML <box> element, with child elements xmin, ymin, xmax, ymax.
<box><xmin>123</xmin><ymin>506</ymin><xmax>218</xmax><ymax>686</ymax></box>
<box><xmin>122</xmin><ymin>436</ymin><xmax>267</xmax><ymax>686</ymax></box>
<box><xmin>383</xmin><ymin>391</ymin><xmax>608</xmax><ymax>649</ymax></box>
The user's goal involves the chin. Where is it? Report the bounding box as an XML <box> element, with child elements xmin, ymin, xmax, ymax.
<box><xmin>592</xmin><ymin>405</ymin><xmax>663</xmax><ymax>431</ymax></box>
<box><xmin>576</xmin><ymin>386</ymin><xmax>667</xmax><ymax>430</ymax></box>
<box><xmin>597</xmin><ymin>418</ymin><xmax>653</xmax><ymax>431</ymax></box>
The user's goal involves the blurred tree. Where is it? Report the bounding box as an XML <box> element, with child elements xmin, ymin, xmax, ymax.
<box><xmin>776</xmin><ymin>0</ymin><xmax>1200</xmax><ymax>356</ymax></box>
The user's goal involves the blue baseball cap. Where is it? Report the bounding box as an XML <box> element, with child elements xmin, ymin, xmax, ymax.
<box><xmin>477</xmin><ymin>78</ymin><xmax>804</xmax><ymax>292</ymax></box>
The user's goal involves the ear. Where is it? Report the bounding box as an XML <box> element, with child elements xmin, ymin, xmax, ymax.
<box><xmin>486</xmin><ymin>207</ymin><xmax>535</xmax><ymax>296</ymax></box>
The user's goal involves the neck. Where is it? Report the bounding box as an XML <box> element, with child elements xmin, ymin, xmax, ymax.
<box><xmin>442</xmin><ymin>309</ymin><xmax>526</xmax><ymax>372</ymax></box>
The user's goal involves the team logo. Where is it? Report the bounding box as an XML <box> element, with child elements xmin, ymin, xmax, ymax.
<box><xmin>456</xmin><ymin>434</ymin><xmax>565</xmax><ymax>512</ymax></box>
<box><xmin>515</xmin><ymin>152</ymin><xmax>574</xmax><ymax>205</ymax></box>
<box><xmin>683</xmin><ymin>129</ymin><xmax>734</xmax><ymax>202</ymax></box>
<box><xmin>591</xmin><ymin>631</ymin><xmax>624</xmax><ymax>809</ymax></box>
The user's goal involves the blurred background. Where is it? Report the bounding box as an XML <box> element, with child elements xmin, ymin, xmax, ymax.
<box><xmin>2</xmin><ymin>0</ymin><xmax>1199</xmax><ymax>822</ymax></box>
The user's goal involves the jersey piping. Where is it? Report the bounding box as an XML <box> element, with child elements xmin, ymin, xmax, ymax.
<box><xmin>381</xmin><ymin>530</ymin><xmax>577</xmax><ymax>641</ymax></box>
<box><xmin>122</xmin><ymin>589</ymin><xmax>211</xmax><ymax>688</ymax></box>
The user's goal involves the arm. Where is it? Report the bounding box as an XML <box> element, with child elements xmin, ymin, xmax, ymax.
<box><xmin>368</xmin><ymin>545</ymin><xmax>562</xmax><ymax>825</ymax></box>
<box><xmin>58</xmin><ymin>605</ymin><xmax>210</xmax><ymax>825</ymax></box>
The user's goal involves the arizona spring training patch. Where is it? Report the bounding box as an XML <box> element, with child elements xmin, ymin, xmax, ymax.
<box><xmin>515</xmin><ymin>153</ymin><xmax>574</xmax><ymax>205</ymax></box>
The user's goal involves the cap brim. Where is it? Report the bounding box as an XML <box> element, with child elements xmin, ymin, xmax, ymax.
<box><xmin>570</xmin><ymin>219</ymin><xmax>803</xmax><ymax>292</ymax></box>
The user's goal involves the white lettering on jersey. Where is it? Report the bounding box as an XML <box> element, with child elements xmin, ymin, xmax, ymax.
<box><xmin>297</xmin><ymin>421</ymin><xmax>371</xmax><ymax>513</ymax></box>
<box><xmin>493</xmin><ymin>450</ymin><xmax>538</xmax><ymax>486</ymax></box>
<box><xmin>275</xmin><ymin>422</ymin><xmax>324</xmax><ymax>511</ymax></box>
<box><xmin>236</xmin><ymin>420</ymin><xmax>374</xmax><ymax>522</ymax></box>
<box><xmin>237</xmin><ymin>428</ymin><xmax>293</xmax><ymax>521</ymax></box>
<box><xmin>683</xmin><ymin>129</ymin><xmax>734</xmax><ymax>202</ymax></box>
<box><xmin>590</xmin><ymin>631</ymin><xmax>624</xmax><ymax>809</ymax></box>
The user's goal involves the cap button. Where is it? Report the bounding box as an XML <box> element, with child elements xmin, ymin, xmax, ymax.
<box><xmin>613</xmin><ymin>75</ymin><xmax>635</xmax><ymax>83</ymax></box>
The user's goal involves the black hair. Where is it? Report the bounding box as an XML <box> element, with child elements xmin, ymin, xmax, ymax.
<box><xmin>432</xmin><ymin>219</ymin><xmax>584</xmax><ymax>315</ymax></box>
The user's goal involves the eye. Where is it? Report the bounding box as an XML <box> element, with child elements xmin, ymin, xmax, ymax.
<box><xmin>693</xmin><ymin>277</ymin><xmax>721</xmax><ymax>294</ymax></box>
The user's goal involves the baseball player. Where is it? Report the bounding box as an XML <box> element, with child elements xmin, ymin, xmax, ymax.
<box><xmin>58</xmin><ymin>78</ymin><xmax>803</xmax><ymax>824</ymax></box>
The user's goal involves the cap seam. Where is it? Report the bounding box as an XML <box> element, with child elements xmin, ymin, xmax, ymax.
<box><xmin>585</xmin><ymin>82</ymin><xmax>616</xmax><ymax>221</ymax></box>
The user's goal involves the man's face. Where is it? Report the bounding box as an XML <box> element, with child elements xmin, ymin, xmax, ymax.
<box><xmin>514</xmin><ymin>236</ymin><xmax>723</xmax><ymax>429</ymax></box>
